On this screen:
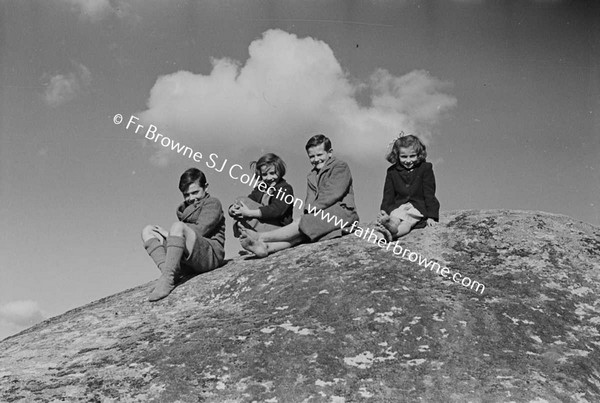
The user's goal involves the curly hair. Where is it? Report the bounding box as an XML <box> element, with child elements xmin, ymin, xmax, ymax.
<box><xmin>385</xmin><ymin>134</ymin><xmax>427</xmax><ymax>165</ymax></box>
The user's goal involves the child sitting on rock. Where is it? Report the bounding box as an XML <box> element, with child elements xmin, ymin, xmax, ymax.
<box><xmin>141</xmin><ymin>168</ymin><xmax>225</xmax><ymax>302</ymax></box>
<box><xmin>240</xmin><ymin>134</ymin><xmax>359</xmax><ymax>257</ymax></box>
<box><xmin>376</xmin><ymin>133</ymin><xmax>440</xmax><ymax>240</ymax></box>
<box><xmin>229</xmin><ymin>153</ymin><xmax>294</xmax><ymax>239</ymax></box>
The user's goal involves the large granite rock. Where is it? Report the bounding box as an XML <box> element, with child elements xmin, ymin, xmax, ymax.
<box><xmin>1</xmin><ymin>210</ymin><xmax>599</xmax><ymax>402</ymax></box>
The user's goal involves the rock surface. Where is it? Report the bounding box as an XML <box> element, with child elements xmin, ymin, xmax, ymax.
<box><xmin>1</xmin><ymin>210</ymin><xmax>599</xmax><ymax>402</ymax></box>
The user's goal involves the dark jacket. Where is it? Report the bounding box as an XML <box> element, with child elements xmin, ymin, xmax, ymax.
<box><xmin>304</xmin><ymin>156</ymin><xmax>357</xmax><ymax>212</ymax></box>
<box><xmin>247</xmin><ymin>179</ymin><xmax>294</xmax><ymax>226</ymax></box>
<box><xmin>299</xmin><ymin>156</ymin><xmax>359</xmax><ymax>241</ymax></box>
<box><xmin>380</xmin><ymin>161</ymin><xmax>440</xmax><ymax>228</ymax></box>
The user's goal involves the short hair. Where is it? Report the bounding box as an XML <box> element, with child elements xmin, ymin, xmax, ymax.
<box><xmin>305</xmin><ymin>134</ymin><xmax>332</xmax><ymax>152</ymax></box>
<box><xmin>179</xmin><ymin>167</ymin><xmax>207</xmax><ymax>192</ymax></box>
<box><xmin>251</xmin><ymin>153</ymin><xmax>287</xmax><ymax>179</ymax></box>
<box><xmin>385</xmin><ymin>134</ymin><xmax>427</xmax><ymax>165</ymax></box>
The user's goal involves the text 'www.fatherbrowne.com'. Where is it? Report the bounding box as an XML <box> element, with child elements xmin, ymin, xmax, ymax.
<box><xmin>304</xmin><ymin>206</ymin><xmax>486</xmax><ymax>294</ymax></box>
<box><xmin>346</xmin><ymin>221</ymin><xmax>485</xmax><ymax>294</ymax></box>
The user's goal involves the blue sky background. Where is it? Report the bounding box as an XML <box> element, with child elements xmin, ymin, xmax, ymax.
<box><xmin>1</xmin><ymin>0</ymin><xmax>598</xmax><ymax>340</ymax></box>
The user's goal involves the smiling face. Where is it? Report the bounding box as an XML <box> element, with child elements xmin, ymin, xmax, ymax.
<box><xmin>307</xmin><ymin>143</ymin><xmax>333</xmax><ymax>171</ymax></box>
<box><xmin>182</xmin><ymin>180</ymin><xmax>206</xmax><ymax>205</ymax></box>
<box><xmin>398</xmin><ymin>146</ymin><xmax>419</xmax><ymax>170</ymax></box>
<box><xmin>259</xmin><ymin>164</ymin><xmax>279</xmax><ymax>187</ymax></box>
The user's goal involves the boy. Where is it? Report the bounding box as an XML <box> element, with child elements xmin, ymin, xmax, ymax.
<box><xmin>141</xmin><ymin>168</ymin><xmax>225</xmax><ymax>301</ymax></box>
<box><xmin>240</xmin><ymin>134</ymin><xmax>359</xmax><ymax>257</ymax></box>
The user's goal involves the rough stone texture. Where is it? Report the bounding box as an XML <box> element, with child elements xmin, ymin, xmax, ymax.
<box><xmin>1</xmin><ymin>210</ymin><xmax>599</xmax><ymax>402</ymax></box>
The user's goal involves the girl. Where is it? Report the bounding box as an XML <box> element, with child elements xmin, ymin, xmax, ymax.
<box><xmin>377</xmin><ymin>133</ymin><xmax>440</xmax><ymax>240</ymax></box>
<box><xmin>229</xmin><ymin>153</ymin><xmax>294</xmax><ymax>238</ymax></box>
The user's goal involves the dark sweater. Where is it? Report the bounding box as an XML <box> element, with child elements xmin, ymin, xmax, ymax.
<box><xmin>176</xmin><ymin>193</ymin><xmax>226</xmax><ymax>258</ymax></box>
<box><xmin>247</xmin><ymin>179</ymin><xmax>294</xmax><ymax>226</ymax></box>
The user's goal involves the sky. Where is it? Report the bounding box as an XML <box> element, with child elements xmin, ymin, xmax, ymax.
<box><xmin>1</xmin><ymin>0</ymin><xmax>598</xmax><ymax>340</ymax></box>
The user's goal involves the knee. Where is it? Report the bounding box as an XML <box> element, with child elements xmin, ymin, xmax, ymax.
<box><xmin>397</xmin><ymin>222</ymin><xmax>412</xmax><ymax>236</ymax></box>
<box><xmin>141</xmin><ymin>225</ymin><xmax>155</xmax><ymax>241</ymax></box>
<box><xmin>169</xmin><ymin>221</ymin><xmax>186</xmax><ymax>236</ymax></box>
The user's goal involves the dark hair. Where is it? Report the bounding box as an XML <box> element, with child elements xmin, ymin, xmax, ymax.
<box><xmin>251</xmin><ymin>153</ymin><xmax>286</xmax><ymax>180</ymax></box>
<box><xmin>305</xmin><ymin>134</ymin><xmax>332</xmax><ymax>152</ymax></box>
<box><xmin>385</xmin><ymin>134</ymin><xmax>427</xmax><ymax>165</ymax></box>
<box><xmin>179</xmin><ymin>168</ymin><xmax>207</xmax><ymax>192</ymax></box>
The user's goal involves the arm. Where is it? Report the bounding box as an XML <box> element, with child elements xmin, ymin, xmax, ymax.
<box><xmin>422</xmin><ymin>164</ymin><xmax>440</xmax><ymax>221</ymax></box>
<box><xmin>236</xmin><ymin>184</ymin><xmax>293</xmax><ymax>219</ymax></box>
<box><xmin>191</xmin><ymin>198</ymin><xmax>224</xmax><ymax>237</ymax></box>
<box><xmin>230</xmin><ymin>188</ymin><xmax>261</xmax><ymax>218</ymax></box>
<box><xmin>235</xmin><ymin>201</ymin><xmax>263</xmax><ymax>219</ymax></box>
<box><xmin>380</xmin><ymin>170</ymin><xmax>395</xmax><ymax>214</ymax></box>
<box><xmin>312</xmin><ymin>162</ymin><xmax>353</xmax><ymax>210</ymax></box>
<box><xmin>247</xmin><ymin>188</ymin><xmax>262</xmax><ymax>204</ymax></box>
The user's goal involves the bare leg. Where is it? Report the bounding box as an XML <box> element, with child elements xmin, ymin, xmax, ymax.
<box><xmin>240</xmin><ymin>238</ymin><xmax>305</xmax><ymax>257</ymax></box>
<box><xmin>264</xmin><ymin>237</ymin><xmax>305</xmax><ymax>253</ymax></box>
<box><xmin>240</xmin><ymin>224</ymin><xmax>305</xmax><ymax>257</ymax></box>
<box><xmin>394</xmin><ymin>221</ymin><xmax>413</xmax><ymax>238</ymax></box>
<box><xmin>255</xmin><ymin>220</ymin><xmax>303</xmax><ymax>243</ymax></box>
<box><xmin>141</xmin><ymin>224</ymin><xmax>168</xmax><ymax>244</ymax></box>
<box><xmin>169</xmin><ymin>221</ymin><xmax>197</xmax><ymax>259</ymax></box>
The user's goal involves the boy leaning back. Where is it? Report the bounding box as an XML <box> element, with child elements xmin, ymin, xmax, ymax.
<box><xmin>141</xmin><ymin>168</ymin><xmax>225</xmax><ymax>301</ymax></box>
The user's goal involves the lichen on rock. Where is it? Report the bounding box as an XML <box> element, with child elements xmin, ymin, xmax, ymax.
<box><xmin>1</xmin><ymin>210</ymin><xmax>599</xmax><ymax>402</ymax></box>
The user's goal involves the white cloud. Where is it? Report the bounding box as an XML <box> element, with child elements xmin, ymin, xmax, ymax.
<box><xmin>0</xmin><ymin>300</ymin><xmax>46</xmax><ymax>340</ymax></box>
<box><xmin>44</xmin><ymin>63</ymin><xmax>91</xmax><ymax>107</ymax></box>
<box><xmin>59</xmin><ymin>0</ymin><xmax>143</xmax><ymax>22</ymax></box>
<box><xmin>61</xmin><ymin>0</ymin><xmax>113</xmax><ymax>21</ymax></box>
<box><xmin>138</xmin><ymin>29</ymin><xmax>456</xmax><ymax>163</ymax></box>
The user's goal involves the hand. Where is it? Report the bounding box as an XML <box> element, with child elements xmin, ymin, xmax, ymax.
<box><xmin>228</xmin><ymin>204</ymin><xmax>240</xmax><ymax>218</ymax></box>
<box><xmin>236</xmin><ymin>200</ymin><xmax>253</xmax><ymax>217</ymax></box>
<box><xmin>151</xmin><ymin>225</ymin><xmax>169</xmax><ymax>240</ymax></box>
<box><xmin>376</xmin><ymin>210</ymin><xmax>389</xmax><ymax>223</ymax></box>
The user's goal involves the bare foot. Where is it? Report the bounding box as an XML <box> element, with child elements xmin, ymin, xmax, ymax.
<box><xmin>233</xmin><ymin>221</ymin><xmax>248</xmax><ymax>238</ymax></box>
<box><xmin>376</xmin><ymin>210</ymin><xmax>390</xmax><ymax>224</ymax></box>
<box><xmin>239</xmin><ymin>226</ymin><xmax>260</xmax><ymax>241</ymax></box>
<box><xmin>240</xmin><ymin>234</ymin><xmax>269</xmax><ymax>258</ymax></box>
<box><xmin>378</xmin><ymin>215</ymin><xmax>403</xmax><ymax>239</ymax></box>
<box><xmin>239</xmin><ymin>228</ymin><xmax>268</xmax><ymax>257</ymax></box>
<box><xmin>373</xmin><ymin>222</ymin><xmax>393</xmax><ymax>242</ymax></box>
